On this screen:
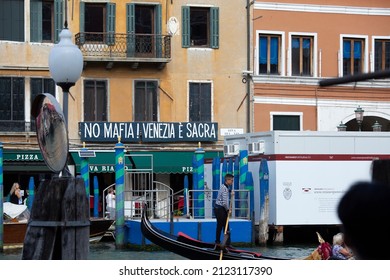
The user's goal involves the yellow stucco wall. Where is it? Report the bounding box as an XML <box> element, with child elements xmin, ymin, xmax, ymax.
<box><xmin>0</xmin><ymin>0</ymin><xmax>249</xmax><ymax>145</ymax></box>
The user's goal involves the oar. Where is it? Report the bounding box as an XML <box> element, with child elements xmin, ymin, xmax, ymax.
<box><xmin>219</xmin><ymin>191</ymin><xmax>234</xmax><ymax>260</ymax></box>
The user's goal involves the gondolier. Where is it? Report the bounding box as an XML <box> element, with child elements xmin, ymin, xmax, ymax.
<box><xmin>214</xmin><ymin>173</ymin><xmax>234</xmax><ymax>247</ymax></box>
<box><xmin>140</xmin><ymin>203</ymin><xmax>289</xmax><ymax>260</ymax></box>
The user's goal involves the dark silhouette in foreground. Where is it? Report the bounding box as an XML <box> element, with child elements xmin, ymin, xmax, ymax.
<box><xmin>337</xmin><ymin>181</ymin><xmax>390</xmax><ymax>260</ymax></box>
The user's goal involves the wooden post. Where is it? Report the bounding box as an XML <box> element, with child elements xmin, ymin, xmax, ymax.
<box><xmin>22</xmin><ymin>177</ymin><xmax>89</xmax><ymax>259</ymax></box>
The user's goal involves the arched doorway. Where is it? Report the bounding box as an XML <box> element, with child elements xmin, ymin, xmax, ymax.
<box><xmin>343</xmin><ymin>116</ymin><xmax>390</xmax><ymax>131</ymax></box>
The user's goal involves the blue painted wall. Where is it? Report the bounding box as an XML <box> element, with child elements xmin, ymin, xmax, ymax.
<box><xmin>125</xmin><ymin>219</ymin><xmax>252</xmax><ymax>245</ymax></box>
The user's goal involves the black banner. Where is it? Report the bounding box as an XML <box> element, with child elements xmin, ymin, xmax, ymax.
<box><xmin>79</xmin><ymin>122</ymin><xmax>218</xmax><ymax>142</ymax></box>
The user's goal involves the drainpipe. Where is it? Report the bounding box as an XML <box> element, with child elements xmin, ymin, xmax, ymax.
<box><xmin>246</xmin><ymin>0</ymin><xmax>253</xmax><ymax>133</ymax></box>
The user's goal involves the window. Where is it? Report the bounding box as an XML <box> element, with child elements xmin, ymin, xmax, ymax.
<box><xmin>31</xmin><ymin>78</ymin><xmax>56</xmax><ymax>105</ymax></box>
<box><xmin>0</xmin><ymin>77</ymin><xmax>25</xmax><ymax>131</ymax></box>
<box><xmin>42</xmin><ymin>0</ymin><xmax>54</xmax><ymax>42</ymax></box>
<box><xmin>30</xmin><ymin>0</ymin><xmax>56</xmax><ymax>43</ymax></box>
<box><xmin>84</xmin><ymin>80</ymin><xmax>107</xmax><ymax>121</ymax></box>
<box><xmin>189</xmin><ymin>82</ymin><xmax>211</xmax><ymax>122</ymax></box>
<box><xmin>0</xmin><ymin>0</ymin><xmax>24</xmax><ymax>41</ymax></box>
<box><xmin>259</xmin><ymin>34</ymin><xmax>281</xmax><ymax>75</ymax></box>
<box><xmin>374</xmin><ymin>39</ymin><xmax>390</xmax><ymax>72</ymax></box>
<box><xmin>80</xmin><ymin>2</ymin><xmax>115</xmax><ymax>43</ymax></box>
<box><xmin>134</xmin><ymin>81</ymin><xmax>158</xmax><ymax>121</ymax></box>
<box><xmin>126</xmin><ymin>4</ymin><xmax>162</xmax><ymax>57</ymax></box>
<box><xmin>272</xmin><ymin>115</ymin><xmax>301</xmax><ymax>131</ymax></box>
<box><xmin>85</xmin><ymin>3</ymin><xmax>105</xmax><ymax>41</ymax></box>
<box><xmin>343</xmin><ymin>38</ymin><xmax>364</xmax><ymax>76</ymax></box>
<box><xmin>30</xmin><ymin>78</ymin><xmax>55</xmax><ymax>131</ymax></box>
<box><xmin>182</xmin><ymin>6</ymin><xmax>219</xmax><ymax>48</ymax></box>
<box><xmin>291</xmin><ymin>36</ymin><xmax>313</xmax><ymax>76</ymax></box>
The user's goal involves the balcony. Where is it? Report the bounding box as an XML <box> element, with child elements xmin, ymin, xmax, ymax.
<box><xmin>75</xmin><ymin>32</ymin><xmax>171</xmax><ymax>69</ymax></box>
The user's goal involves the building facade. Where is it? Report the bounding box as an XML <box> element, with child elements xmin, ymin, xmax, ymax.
<box><xmin>0</xmin><ymin>0</ymin><xmax>248</xmax><ymax>200</ymax></box>
<box><xmin>252</xmin><ymin>0</ymin><xmax>390</xmax><ymax>132</ymax></box>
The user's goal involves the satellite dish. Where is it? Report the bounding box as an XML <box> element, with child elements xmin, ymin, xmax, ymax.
<box><xmin>31</xmin><ymin>93</ymin><xmax>69</xmax><ymax>173</ymax></box>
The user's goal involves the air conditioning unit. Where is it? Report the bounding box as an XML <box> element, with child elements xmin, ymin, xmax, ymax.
<box><xmin>224</xmin><ymin>143</ymin><xmax>239</xmax><ymax>156</ymax></box>
<box><xmin>248</xmin><ymin>141</ymin><xmax>265</xmax><ymax>155</ymax></box>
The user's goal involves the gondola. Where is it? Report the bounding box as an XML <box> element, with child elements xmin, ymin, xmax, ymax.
<box><xmin>140</xmin><ymin>203</ymin><xmax>289</xmax><ymax>260</ymax></box>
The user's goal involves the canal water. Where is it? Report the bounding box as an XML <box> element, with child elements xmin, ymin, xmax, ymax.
<box><xmin>0</xmin><ymin>241</ymin><xmax>317</xmax><ymax>260</ymax></box>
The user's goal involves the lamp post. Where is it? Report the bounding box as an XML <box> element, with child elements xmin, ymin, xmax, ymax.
<box><xmin>337</xmin><ymin>121</ymin><xmax>347</xmax><ymax>131</ymax></box>
<box><xmin>354</xmin><ymin>106</ymin><xmax>364</xmax><ymax>131</ymax></box>
<box><xmin>372</xmin><ymin>121</ymin><xmax>382</xmax><ymax>132</ymax></box>
<box><xmin>39</xmin><ymin>6</ymin><xmax>88</xmax><ymax>260</ymax></box>
<box><xmin>48</xmin><ymin>24</ymin><xmax>83</xmax><ymax>127</ymax></box>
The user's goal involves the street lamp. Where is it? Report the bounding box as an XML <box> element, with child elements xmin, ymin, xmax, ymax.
<box><xmin>337</xmin><ymin>121</ymin><xmax>347</xmax><ymax>131</ymax></box>
<box><xmin>44</xmin><ymin>11</ymin><xmax>87</xmax><ymax>260</ymax></box>
<box><xmin>354</xmin><ymin>106</ymin><xmax>364</xmax><ymax>131</ymax></box>
<box><xmin>372</xmin><ymin>121</ymin><xmax>382</xmax><ymax>132</ymax></box>
<box><xmin>48</xmin><ymin>23</ymin><xmax>83</xmax><ymax>126</ymax></box>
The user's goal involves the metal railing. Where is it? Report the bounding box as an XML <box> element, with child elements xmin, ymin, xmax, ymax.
<box><xmin>101</xmin><ymin>184</ymin><xmax>251</xmax><ymax>221</ymax></box>
<box><xmin>187</xmin><ymin>189</ymin><xmax>251</xmax><ymax>220</ymax></box>
<box><xmin>75</xmin><ymin>32</ymin><xmax>171</xmax><ymax>59</ymax></box>
<box><xmin>102</xmin><ymin>181</ymin><xmax>174</xmax><ymax>221</ymax></box>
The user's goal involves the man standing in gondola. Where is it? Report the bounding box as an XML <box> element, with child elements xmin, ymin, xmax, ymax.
<box><xmin>214</xmin><ymin>173</ymin><xmax>234</xmax><ymax>248</ymax></box>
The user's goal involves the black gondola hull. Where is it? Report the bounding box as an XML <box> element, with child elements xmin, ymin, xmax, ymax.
<box><xmin>141</xmin><ymin>204</ymin><xmax>289</xmax><ymax>260</ymax></box>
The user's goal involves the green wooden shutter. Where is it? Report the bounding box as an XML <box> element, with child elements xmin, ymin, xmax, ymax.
<box><xmin>155</xmin><ymin>4</ymin><xmax>162</xmax><ymax>58</ymax></box>
<box><xmin>30</xmin><ymin>0</ymin><xmax>42</xmax><ymax>42</ymax></box>
<box><xmin>126</xmin><ymin>3</ymin><xmax>135</xmax><ymax>57</ymax></box>
<box><xmin>106</xmin><ymin>3</ymin><xmax>116</xmax><ymax>45</ymax></box>
<box><xmin>210</xmin><ymin>7</ymin><xmax>219</xmax><ymax>49</ymax></box>
<box><xmin>54</xmin><ymin>0</ymin><xmax>63</xmax><ymax>43</ymax></box>
<box><xmin>182</xmin><ymin>6</ymin><xmax>190</xmax><ymax>48</ymax></box>
<box><xmin>79</xmin><ymin>1</ymin><xmax>85</xmax><ymax>44</ymax></box>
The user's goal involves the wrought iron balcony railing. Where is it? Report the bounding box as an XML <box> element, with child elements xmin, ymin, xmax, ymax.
<box><xmin>75</xmin><ymin>32</ymin><xmax>171</xmax><ymax>68</ymax></box>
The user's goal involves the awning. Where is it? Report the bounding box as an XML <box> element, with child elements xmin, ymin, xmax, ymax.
<box><xmin>70</xmin><ymin>150</ymin><xmax>222</xmax><ymax>174</ymax></box>
<box><xmin>2</xmin><ymin>150</ymin><xmax>50</xmax><ymax>172</ymax></box>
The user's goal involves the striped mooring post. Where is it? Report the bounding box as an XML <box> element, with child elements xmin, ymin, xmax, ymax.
<box><xmin>80</xmin><ymin>145</ymin><xmax>90</xmax><ymax>200</ymax></box>
<box><xmin>0</xmin><ymin>142</ymin><xmax>3</xmax><ymax>252</ymax></box>
<box><xmin>212</xmin><ymin>157</ymin><xmax>220</xmax><ymax>203</ymax></box>
<box><xmin>239</xmin><ymin>150</ymin><xmax>248</xmax><ymax>217</ymax></box>
<box><xmin>93</xmin><ymin>176</ymin><xmax>99</xmax><ymax>218</ymax></box>
<box><xmin>115</xmin><ymin>138</ymin><xmax>125</xmax><ymax>248</ymax></box>
<box><xmin>27</xmin><ymin>176</ymin><xmax>35</xmax><ymax>210</ymax></box>
<box><xmin>194</xmin><ymin>143</ymin><xmax>205</xmax><ymax>218</ymax></box>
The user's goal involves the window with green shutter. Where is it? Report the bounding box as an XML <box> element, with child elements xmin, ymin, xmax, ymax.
<box><xmin>126</xmin><ymin>4</ymin><xmax>162</xmax><ymax>58</ymax></box>
<box><xmin>181</xmin><ymin>6</ymin><xmax>219</xmax><ymax>49</ymax></box>
<box><xmin>31</xmin><ymin>0</ymin><xmax>56</xmax><ymax>43</ymax></box>
<box><xmin>0</xmin><ymin>77</ymin><xmax>25</xmax><ymax>131</ymax></box>
<box><xmin>84</xmin><ymin>80</ymin><xmax>108</xmax><ymax>122</ymax></box>
<box><xmin>79</xmin><ymin>2</ymin><xmax>116</xmax><ymax>43</ymax></box>
<box><xmin>53</xmin><ymin>0</ymin><xmax>63</xmax><ymax>43</ymax></box>
<box><xmin>107</xmin><ymin>3</ymin><xmax>116</xmax><ymax>45</ymax></box>
<box><xmin>0</xmin><ymin>0</ymin><xmax>25</xmax><ymax>41</ymax></box>
<box><xmin>189</xmin><ymin>82</ymin><xmax>212</xmax><ymax>122</ymax></box>
<box><xmin>134</xmin><ymin>81</ymin><xmax>158</xmax><ymax>122</ymax></box>
<box><xmin>31</xmin><ymin>78</ymin><xmax>56</xmax><ymax>106</ymax></box>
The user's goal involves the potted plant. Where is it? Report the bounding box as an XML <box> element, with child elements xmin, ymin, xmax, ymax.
<box><xmin>173</xmin><ymin>209</ymin><xmax>183</xmax><ymax>217</ymax></box>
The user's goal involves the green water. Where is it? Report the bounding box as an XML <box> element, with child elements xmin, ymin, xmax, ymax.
<box><xmin>0</xmin><ymin>241</ymin><xmax>316</xmax><ymax>260</ymax></box>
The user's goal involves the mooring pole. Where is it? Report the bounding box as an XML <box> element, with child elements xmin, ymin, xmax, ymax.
<box><xmin>115</xmin><ymin>138</ymin><xmax>125</xmax><ymax>248</ymax></box>
<box><xmin>0</xmin><ymin>142</ymin><xmax>4</xmax><ymax>252</ymax></box>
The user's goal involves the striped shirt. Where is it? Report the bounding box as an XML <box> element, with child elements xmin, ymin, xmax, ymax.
<box><xmin>215</xmin><ymin>184</ymin><xmax>230</xmax><ymax>211</ymax></box>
